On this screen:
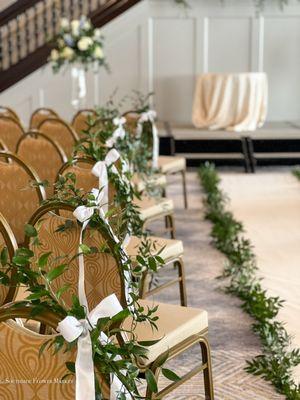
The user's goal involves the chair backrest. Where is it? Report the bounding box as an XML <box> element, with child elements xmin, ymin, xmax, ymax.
<box><xmin>0</xmin><ymin>106</ymin><xmax>20</xmax><ymax>122</ymax></box>
<box><xmin>71</xmin><ymin>109</ymin><xmax>97</xmax><ymax>137</ymax></box>
<box><xmin>0</xmin><ymin>212</ymin><xmax>18</xmax><ymax>306</ymax></box>
<box><xmin>29</xmin><ymin>107</ymin><xmax>59</xmax><ymax>129</ymax></box>
<box><xmin>0</xmin><ymin>152</ymin><xmax>46</xmax><ymax>244</ymax></box>
<box><xmin>25</xmin><ymin>203</ymin><xmax>126</xmax><ymax>310</ymax></box>
<box><xmin>0</xmin><ymin>313</ymin><xmax>75</xmax><ymax>399</ymax></box>
<box><xmin>38</xmin><ymin>118</ymin><xmax>79</xmax><ymax>157</ymax></box>
<box><xmin>16</xmin><ymin>131</ymin><xmax>68</xmax><ymax>198</ymax></box>
<box><xmin>0</xmin><ymin>115</ymin><xmax>25</xmax><ymax>152</ymax></box>
<box><xmin>56</xmin><ymin>158</ymin><xmax>98</xmax><ymax>194</ymax></box>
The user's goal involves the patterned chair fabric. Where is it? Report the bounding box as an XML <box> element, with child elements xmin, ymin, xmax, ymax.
<box><xmin>0</xmin><ymin>153</ymin><xmax>45</xmax><ymax>244</ymax></box>
<box><xmin>38</xmin><ymin>118</ymin><xmax>78</xmax><ymax>157</ymax></box>
<box><xmin>16</xmin><ymin>132</ymin><xmax>67</xmax><ymax>198</ymax></box>
<box><xmin>0</xmin><ymin>106</ymin><xmax>20</xmax><ymax>123</ymax></box>
<box><xmin>0</xmin><ymin>320</ymin><xmax>76</xmax><ymax>399</ymax></box>
<box><xmin>29</xmin><ymin>107</ymin><xmax>59</xmax><ymax>129</ymax></box>
<box><xmin>0</xmin><ymin>116</ymin><xmax>24</xmax><ymax>152</ymax></box>
<box><xmin>71</xmin><ymin>109</ymin><xmax>97</xmax><ymax>137</ymax></box>
<box><xmin>0</xmin><ymin>212</ymin><xmax>18</xmax><ymax>306</ymax></box>
<box><xmin>28</xmin><ymin>210</ymin><xmax>123</xmax><ymax>310</ymax></box>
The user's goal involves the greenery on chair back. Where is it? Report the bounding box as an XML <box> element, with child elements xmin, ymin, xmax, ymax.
<box><xmin>0</xmin><ymin>209</ymin><xmax>162</xmax><ymax>399</ymax></box>
<box><xmin>199</xmin><ymin>163</ymin><xmax>300</xmax><ymax>400</ymax></box>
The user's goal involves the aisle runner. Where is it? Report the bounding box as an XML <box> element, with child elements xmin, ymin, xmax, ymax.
<box><xmin>220</xmin><ymin>171</ymin><xmax>300</xmax><ymax>383</ymax></box>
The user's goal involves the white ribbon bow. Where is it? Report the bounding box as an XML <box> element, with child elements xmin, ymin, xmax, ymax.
<box><xmin>91</xmin><ymin>149</ymin><xmax>121</xmax><ymax>214</ymax></box>
<box><xmin>58</xmin><ymin>294</ymin><xmax>130</xmax><ymax>400</ymax></box>
<box><xmin>137</xmin><ymin>110</ymin><xmax>159</xmax><ymax>169</ymax></box>
<box><xmin>106</xmin><ymin>117</ymin><xmax>126</xmax><ymax>148</ymax></box>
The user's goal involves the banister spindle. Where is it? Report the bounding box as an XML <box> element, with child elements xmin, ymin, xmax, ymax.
<box><xmin>25</xmin><ymin>9</ymin><xmax>31</xmax><ymax>56</ymax></box>
<box><xmin>34</xmin><ymin>4</ymin><xmax>39</xmax><ymax>49</ymax></box>
<box><xmin>7</xmin><ymin>22</ymin><xmax>13</xmax><ymax>68</ymax></box>
<box><xmin>16</xmin><ymin>15</ymin><xmax>22</xmax><ymax>63</ymax></box>
<box><xmin>0</xmin><ymin>29</ymin><xmax>3</xmax><ymax>70</ymax></box>
<box><xmin>43</xmin><ymin>1</ymin><xmax>48</xmax><ymax>42</ymax></box>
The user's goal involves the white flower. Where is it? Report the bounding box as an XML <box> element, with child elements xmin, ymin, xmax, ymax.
<box><xmin>77</xmin><ymin>36</ymin><xmax>93</xmax><ymax>51</ymax></box>
<box><xmin>83</xmin><ymin>20</ymin><xmax>91</xmax><ymax>30</ymax></box>
<box><xmin>71</xmin><ymin>20</ymin><xmax>80</xmax><ymax>36</ymax></box>
<box><xmin>93</xmin><ymin>46</ymin><xmax>104</xmax><ymax>59</ymax></box>
<box><xmin>62</xmin><ymin>46</ymin><xmax>74</xmax><ymax>60</ymax></box>
<box><xmin>94</xmin><ymin>28</ymin><xmax>102</xmax><ymax>39</ymax></box>
<box><xmin>60</xmin><ymin>18</ymin><xmax>69</xmax><ymax>29</ymax></box>
<box><xmin>50</xmin><ymin>49</ymin><xmax>59</xmax><ymax>61</ymax></box>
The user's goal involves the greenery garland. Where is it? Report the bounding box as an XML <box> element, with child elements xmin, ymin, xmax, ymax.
<box><xmin>198</xmin><ymin>163</ymin><xmax>300</xmax><ymax>400</ymax></box>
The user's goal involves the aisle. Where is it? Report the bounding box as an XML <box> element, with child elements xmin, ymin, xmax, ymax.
<box><xmin>148</xmin><ymin>172</ymin><xmax>284</xmax><ymax>399</ymax></box>
<box><xmin>220</xmin><ymin>170</ymin><xmax>300</xmax><ymax>383</ymax></box>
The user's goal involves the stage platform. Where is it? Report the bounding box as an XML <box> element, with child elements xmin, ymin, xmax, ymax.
<box><xmin>158</xmin><ymin>121</ymin><xmax>300</xmax><ymax>172</ymax></box>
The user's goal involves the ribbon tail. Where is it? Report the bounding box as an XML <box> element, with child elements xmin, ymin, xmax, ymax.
<box><xmin>151</xmin><ymin>122</ymin><xmax>159</xmax><ymax>170</ymax></box>
<box><xmin>76</xmin><ymin>335</ymin><xmax>96</xmax><ymax>400</ymax></box>
<box><xmin>78</xmin><ymin>227</ymin><xmax>89</xmax><ymax>312</ymax></box>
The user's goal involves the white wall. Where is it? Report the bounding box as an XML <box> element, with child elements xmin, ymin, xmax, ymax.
<box><xmin>1</xmin><ymin>0</ymin><xmax>300</xmax><ymax>126</ymax></box>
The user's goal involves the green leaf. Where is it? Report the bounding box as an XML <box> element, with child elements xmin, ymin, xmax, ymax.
<box><xmin>162</xmin><ymin>368</ymin><xmax>181</xmax><ymax>382</ymax></box>
<box><xmin>0</xmin><ymin>247</ymin><xmax>8</xmax><ymax>266</ymax></box>
<box><xmin>56</xmin><ymin>284</ymin><xmax>70</xmax><ymax>299</ymax></box>
<box><xmin>46</xmin><ymin>264</ymin><xmax>67</xmax><ymax>282</ymax></box>
<box><xmin>145</xmin><ymin>369</ymin><xmax>158</xmax><ymax>393</ymax></box>
<box><xmin>79</xmin><ymin>244</ymin><xmax>91</xmax><ymax>254</ymax></box>
<box><xmin>24</xmin><ymin>224</ymin><xmax>38</xmax><ymax>237</ymax></box>
<box><xmin>38</xmin><ymin>252</ymin><xmax>52</xmax><ymax>268</ymax></box>
<box><xmin>12</xmin><ymin>255</ymin><xmax>29</xmax><ymax>266</ymax></box>
<box><xmin>27</xmin><ymin>290</ymin><xmax>49</xmax><ymax>300</ymax></box>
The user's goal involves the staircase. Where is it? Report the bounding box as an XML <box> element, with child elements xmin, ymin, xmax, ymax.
<box><xmin>0</xmin><ymin>0</ymin><xmax>141</xmax><ymax>92</ymax></box>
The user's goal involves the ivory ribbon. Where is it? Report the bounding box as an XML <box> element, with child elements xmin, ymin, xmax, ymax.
<box><xmin>91</xmin><ymin>149</ymin><xmax>120</xmax><ymax>214</ymax></box>
<box><xmin>58</xmin><ymin>192</ymin><xmax>131</xmax><ymax>400</ymax></box>
<box><xmin>137</xmin><ymin>110</ymin><xmax>159</xmax><ymax>170</ymax></box>
<box><xmin>57</xmin><ymin>294</ymin><xmax>130</xmax><ymax>400</ymax></box>
<box><xmin>106</xmin><ymin>117</ymin><xmax>126</xmax><ymax>148</ymax></box>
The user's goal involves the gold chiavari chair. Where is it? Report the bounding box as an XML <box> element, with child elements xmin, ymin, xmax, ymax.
<box><xmin>124</xmin><ymin>111</ymin><xmax>188</xmax><ymax>209</ymax></box>
<box><xmin>29</xmin><ymin>107</ymin><xmax>59</xmax><ymax>129</ymax></box>
<box><xmin>0</xmin><ymin>152</ymin><xmax>46</xmax><ymax>245</ymax></box>
<box><xmin>38</xmin><ymin>118</ymin><xmax>79</xmax><ymax>158</ymax></box>
<box><xmin>0</xmin><ymin>106</ymin><xmax>20</xmax><ymax>123</ymax></box>
<box><xmin>56</xmin><ymin>158</ymin><xmax>187</xmax><ymax>306</ymax></box>
<box><xmin>0</xmin><ymin>115</ymin><xmax>25</xmax><ymax>152</ymax></box>
<box><xmin>25</xmin><ymin>202</ymin><xmax>213</xmax><ymax>399</ymax></box>
<box><xmin>0</xmin><ymin>212</ymin><xmax>18</xmax><ymax>306</ymax></box>
<box><xmin>71</xmin><ymin>108</ymin><xmax>97</xmax><ymax>137</ymax></box>
<box><xmin>16</xmin><ymin>131</ymin><xmax>68</xmax><ymax>198</ymax></box>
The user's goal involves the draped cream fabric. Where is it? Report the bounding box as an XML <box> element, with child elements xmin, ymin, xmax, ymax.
<box><xmin>192</xmin><ymin>73</ymin><xmax>268</xmax><ymax>132</ymax></box>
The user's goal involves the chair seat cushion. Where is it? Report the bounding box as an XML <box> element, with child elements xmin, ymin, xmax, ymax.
<box><xmin>127</xmin><ymin>235</ymin><xmax>183</xmax><ymax>263</ymax></box>
<box><xmin>158</xmin><ymin>156</ymin><xmax>186</xmax><ymax>174</ymax></box>
<box><xmin>123</xmin><ymin>300</ymin><xmax>208</xmax><ymax>366</ymax></box>
<box><xmin>135</xmin><ymin>196</ymin><xmax>174</xmax><ymax>221</ymax></box>
<box><xmin>132</xmin><ymin>173</ymin><xmax>167</xmax><ymax>192</ymax></box>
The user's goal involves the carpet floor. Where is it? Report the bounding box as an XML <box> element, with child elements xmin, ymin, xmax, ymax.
<box><xmin>145</xmin><ymin>170</ymin><xmax>285</xmax><ymax>399</ymax></box>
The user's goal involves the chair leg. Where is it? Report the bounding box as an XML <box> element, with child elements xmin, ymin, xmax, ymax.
<box><xmin>175</xmin><ymin>258</ymin><xmax>187</xmax><ymax>307</ymax></box>
<box><xmin>199</xmin><ymin>337</ymin><xmax>214</xmax><ymax>400</ymax></box>
<box><xmin>166</xmin><ymin>214</ymin><xmax>176</xmax><ymax>239</ymax></box>
<box><xmin>181</xmin><ymin>169</ymin><xmax>188</xmax><ymax>209</ymax></box>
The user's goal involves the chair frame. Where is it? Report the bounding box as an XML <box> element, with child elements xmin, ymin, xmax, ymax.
<box><xmin>16</xmin><ymin>130</ymin><xmax>68</xmax><ymax>164</ymax></box>
<box><xmin>56</xmin><ymin>158</ymin><xmax>186</xmax><ymax>306</ymax></box>
<box><xmin>29</xmin><ymin>107</ymin><xmax>59</xmax><ymax>129</ymax></box>
<box><xmin>123</xmin><ymin>110</ymin><xmax>188</xmax><ymax>209</ymax></box>
<box><xmin>0</xmin><ymin>106</ymin><xmax>20</xmax><ymax>122</ymax></box>
<box><xmin>24</xmin><ymin>201</ymin><xmax>128</xmax><ymax>308</ymax></box>
<box><xmin>0</xmin><ymin>212</ymin><xmax>18</xmax><ymax>305</ymax></box>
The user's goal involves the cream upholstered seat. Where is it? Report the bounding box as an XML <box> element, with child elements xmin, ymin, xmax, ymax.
<box><xmin>29</xmin><ymin>107</ymin><xmax>59</xmax><ymax>129</ymax></box>
<box><xmin>16</xmin><ymin>132</ymin><xmax>67</xmax><ymax>198</ymax></box>
<box><xmin>124</xmin><ymin>300</ymin><xmax>208</xmax><ymax>365</ymax></box>
<box><xmin>136</xmin><ymin>196</ymin><xmax>174</xmax><ymax>221</ymax></box>
<box><xmin>132</xmin><ymin>173</ymin><xmax>167</xmax><ymax>192</ymax></box>
<box><xmin>158</xmin><ymin>155</ymin><xmax>186</xmax><ymax>174</ymax></box>
<box><xmin>127</xmin><ymin>235</ymin><xmax>183</xmax><ymax>263</ymax></box>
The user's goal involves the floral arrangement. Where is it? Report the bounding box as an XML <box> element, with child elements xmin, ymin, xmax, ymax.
<box><xmin>50</xmin><ymin>16</ymin><xmax>105</xmax><ymax>73</ymax></box>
